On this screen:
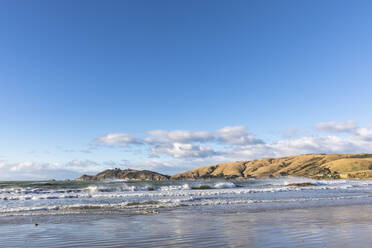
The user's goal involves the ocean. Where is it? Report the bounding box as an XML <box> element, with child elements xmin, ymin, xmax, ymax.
<box><xmin>1</xmin><ymin>178</ymin><xmax>372</xmax><ymax>216</ymax></box>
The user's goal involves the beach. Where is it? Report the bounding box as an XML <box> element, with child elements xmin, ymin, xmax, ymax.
<box><xmin>0</xmin><ymin>178</ymin><xmax>372</xmax><ymax>247</ymax></box>
<box><xmin>0</xmin><ymin>204</ymin><xmax>371</xmax><ymax>247</ymax></box>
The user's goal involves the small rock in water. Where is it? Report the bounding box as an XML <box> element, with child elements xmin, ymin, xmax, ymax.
<box><xmin>287</xmin><ymin>182</ymin><xmax>316</xmax><ymax>187</ymax></box>
<box><xmin>191</xmin><ymin>185</ymin><xmax>212</xmax><ymax>190</ymax></box>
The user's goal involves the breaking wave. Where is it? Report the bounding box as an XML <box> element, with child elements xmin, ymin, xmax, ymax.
<box><xmin>1</xmin><ymin>178</ymin><xmax>372</xmax><ymax>216</ymax></box>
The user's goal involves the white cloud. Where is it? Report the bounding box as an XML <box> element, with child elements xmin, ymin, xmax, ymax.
<box><xmin>143</xmin><ymin>126</ymin><xmax>263</xmax><ymax>158</ymax></box>
<box><xmin>96</xmin><ymin>133</ymin><xmax>141</xmax><ymax>145</ymax></box>
<box><xmin>9</xmin><ymin>162</ymin><xmax>57</xmax><ymax>172</ymax></box>
<box><xmin>94</xmin><ymin>126</ymin><xmax>262</xmax><ymax>159</ymax></box>
<box><xmin>96</xmin><ymin>126</ymin><xmax>261</xmax><ymax>147</ymax></box>
<box><xmin>93</xmin><ymin>125</ymin><xmax>372</xmax><ymax>161</ymax></box>
<box><xmin>353</xmin><ymin>127</ymin><xmax>372</xmax><ymax>141</ymax></box>
<box><xmin>145</xmin><ymin>130</ymin><xmax>214</xmax><ymax>144</ymax></box>
<box><xmin>215</xmin><ymin>126</ymin><xmax>264</xmax><ymax>145</ymax></box>
<box><xmin>143</xmin><ymin>126</ymin><xmax>262</xmax><ymax>158</ymax></box>
<box><xmin>315</xmin><ymin>120</ymin><xmax>357</xmax><ymax>133</ymax></box>
<box><xmin>0</xmin><ymin>161</ymin><xmax>81</xmax><ymax>180</ymax></box>
<box><xmin>228</xmin><ymin>133</ymin><xmax>372</xmax><ymax>162</ymax></box>
<box><xmin>150</xmin><ymin>143</ymin><xmax>220</xmax><ymax>158</ymax></box>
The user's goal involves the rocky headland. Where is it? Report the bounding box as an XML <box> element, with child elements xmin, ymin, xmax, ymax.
<box><xmin>76</xmin><ymin>168</ymin><xmax>170</xmax><ymax>181</ymax></box>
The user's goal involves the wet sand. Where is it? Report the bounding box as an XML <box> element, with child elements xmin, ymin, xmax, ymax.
<box><xmin>0</xmin><ymin>204</ymin><xmax>371</xmax><ymax>247</ymax></box>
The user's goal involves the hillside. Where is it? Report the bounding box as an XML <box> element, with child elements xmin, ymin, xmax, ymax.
<box><xmin>170</xmin><ymin>154</ymin><xmax>372</xmax><ymax>180</ymax></box>
<box><xmin>76</xmin><ymin>168</ymin><xmax>170</xmax><ymax>181</ymax></box>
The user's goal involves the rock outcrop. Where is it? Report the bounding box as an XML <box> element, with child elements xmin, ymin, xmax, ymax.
<box><xmin>76</xmin><ymin>168</ymin><xmax>170</xmax><ymax>181</ymax></box>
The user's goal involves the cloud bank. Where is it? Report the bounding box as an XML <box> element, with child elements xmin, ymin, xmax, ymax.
<box><xmin>2</xmin><ymin>121</ymin><xmax>372</xmax><ymax>180</ymax></box>
<box><xmin>92</xmin><ymin>121</ymin><xmax>372</xmax><ymax>167</ymax></box>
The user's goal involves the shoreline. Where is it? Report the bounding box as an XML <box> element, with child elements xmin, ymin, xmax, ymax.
<box><xmin>0</xmin><ymin>204</ymin><xmax>371</xmax><ymax>247</ymax></box>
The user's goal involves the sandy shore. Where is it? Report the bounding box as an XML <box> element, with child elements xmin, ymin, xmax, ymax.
<box><xmin>0</xmin><ymin>204</ymin><xmax>371</xmax><ymax>247</ymax></box>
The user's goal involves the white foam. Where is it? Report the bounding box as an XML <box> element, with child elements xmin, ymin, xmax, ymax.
<box><xmin>159</xmin><ymin>184</ymin><xmax>191</xmax><ymax>191</ymax></box>
<box><xmin>214</xmin><ymin>182</ymin><xmax>236</xmax><ymax>189</ymax></box>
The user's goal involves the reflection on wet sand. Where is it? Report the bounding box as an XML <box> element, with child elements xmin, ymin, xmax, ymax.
<box><xmin>0</xmin><ymin>204</ymin><xmax>371</xmax><ymax>247</ymax></box>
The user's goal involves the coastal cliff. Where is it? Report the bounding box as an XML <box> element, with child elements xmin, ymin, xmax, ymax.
<box><xmin>76</xmin><ymin>168</ymin><xmax>170</xmax><ymax>181</ymax></box>
<box><xmin>171</xmin><ymin>154</ymin><xmax>372</xmax><ymax>180</ymax></box>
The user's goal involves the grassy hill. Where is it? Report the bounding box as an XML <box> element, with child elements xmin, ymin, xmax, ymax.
<box><xmin>171</xmin><ymin>154</ymin><xmax>372</xmax><ymax>180</ymax></box>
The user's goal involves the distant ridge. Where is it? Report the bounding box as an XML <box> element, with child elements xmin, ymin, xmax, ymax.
<box><xmin>171</xmin><ymin>153</ymin><xmax>372</xmax><ymax>180</ymax></box>
<box><xmin>76</xmin><ymin>168</ymin><xmax>170</xmax><ymax>181</ymax></box>
<box><xmin>76</xmin><ymin>154</ymin><xmax>372</xmax><ymax>181</ymax></box>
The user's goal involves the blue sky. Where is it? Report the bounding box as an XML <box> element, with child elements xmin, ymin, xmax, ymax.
<box><xmin>1</xmin><ymin>0</ymin><xmax>372</xmax><ymax>180</ymax></box>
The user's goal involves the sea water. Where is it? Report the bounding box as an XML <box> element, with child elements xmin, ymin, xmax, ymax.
<box><xmin>1</xmin><ymin>178</ymin><xmax>372</xmax><ymax>216</ymax></box>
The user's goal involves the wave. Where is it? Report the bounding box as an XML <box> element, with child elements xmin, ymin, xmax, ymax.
<box><xmin>1</xmin><ymin>194</ymin><xmax>371</xmax><ymax>216</ymax></box>
<box><xmin>214</xmin><ymin>182</ymin><xmax>237</xmax><ymax>189</ymax></box>
<box><xmin>0</xmin><ymin>182</ymin><xmax>366</xmax><ymax>201</ymax></box>
<box><xmin>159</xmin><ymin>184</ymin><xmax>191</xmax><ymax>191</ymax></box>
